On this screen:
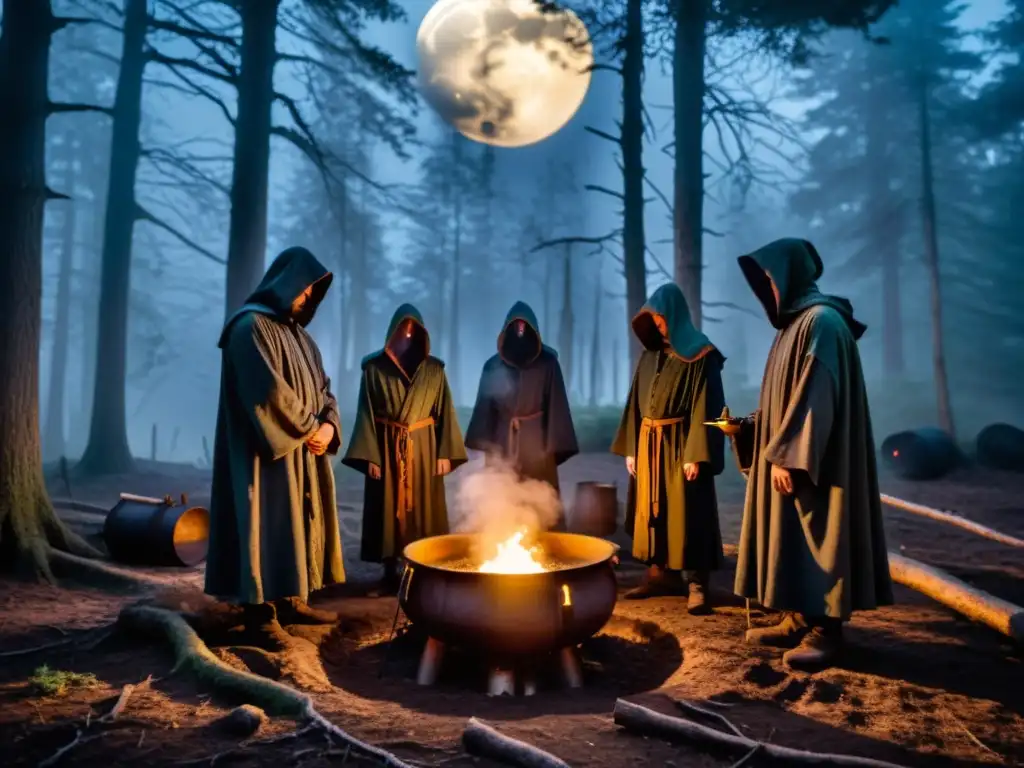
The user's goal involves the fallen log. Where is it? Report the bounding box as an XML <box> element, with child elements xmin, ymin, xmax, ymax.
<box><xmin>117</xmin><ymin>605</ymin><xmax>417</xmax><ymax>767</ymax></box>
<box><xmin>887</xmin><ymin>553</ymin><xmax>1024</xmax><ymax>644</ymax></box>
<box><xmin>462</xmin><ymin>718</ymin><xmax>571</xmax><ymax>768</ymax></box>
<box><xmin>882</xmin><ymin>494</ymin><xmax>1024</xmax><ymax>549</ymax></box>
<box><xmin>612</xmin><ymin>699</ymin><xmax>907</xmax><ymax>768</ymax></box>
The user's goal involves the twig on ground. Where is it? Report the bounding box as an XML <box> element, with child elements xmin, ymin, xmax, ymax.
<box><xmin>137</xmin><ymin>729</ymin><xmax>146</xmax><ymax>748</ymax></box>
<box><xmin>943</xmin><ymin>708</ymin><xmax>1002</xmax><ymax>759</ymax></box>
<box><xmin>0</xmin><ymin>637</ymin><xmax>76</xmax><ymax>658</ymax></box>
<box><xmin>674</xmin><ymin>698</ymin><xmax>744</xmax><ymax>737</ymax></box>
<box><xmin>99</xmin><ymin>675</ymin><xmax>152</xmax><ymax>722</ymax></box>
<box><xmin>730</xmin><ymin>745</ymin><xmax>761</xmax><ymax>768</ymax></box>
<box><xmin>462</xmin><ymin>717</ymin><xmax>571</xmax><ymax>768</ymax></box>
<box><xmin>613</xmin><ymin>699</ymin><xmax>908</xmax><ymax>768</ymax></box>
<box><xmin>39</xmin><ymin>729</ymin><xmax>109</xmax><ymax>767</ymax></box>
<box><xmin>45</xmin><ymin>624</ymin><xmax>69</xmax><ymax>636</ymax></box>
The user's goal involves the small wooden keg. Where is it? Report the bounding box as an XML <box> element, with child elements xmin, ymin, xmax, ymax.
<box><xmin>103</xmin><ymin>493</ymin><xmax>209</xmax><ymax>567</ymax></box>
<box><xmin>568</xmin><ymin>482</ymin><xmax>618</xmax><ymax>537</ymax></box>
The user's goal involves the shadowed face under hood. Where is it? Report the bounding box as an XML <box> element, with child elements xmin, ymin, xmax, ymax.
<box><xmin>738</xmin><ymin>238</ymin><xmax>866</xmax><ymax>339</ymax></box>
<box><xmin>498</xmin><ymin>301</ymin><xmax>542</xmax><ymax>366</ymax></box>
<box><xmin>246</xmin><ymin>246</ymin><xmax>333</xmax><ymax>327</ymax></box>
<box><xmin>385</xmin><ymin>303</ymin><xmax>430</xmax><ymax>376</ymax></box>
<box><xmin>631</xmin><ymin>283</ymin><xmax>714</xmax><ymax>361</ymax></box>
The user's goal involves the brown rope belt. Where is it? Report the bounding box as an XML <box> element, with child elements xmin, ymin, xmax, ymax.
<box><xmin>374</xmin><ymin>416</ymin><xmax>435</xmax><ymax>538</ymax></box>
<box><xmin>507</xmin><ymin>411</ymin><xmax>542</xmax><ymax>461</ymax></box>
<box><xmin>634</xmin><ymin>415</ymin><xmax>685</xmax><ymax>562</ymax></box>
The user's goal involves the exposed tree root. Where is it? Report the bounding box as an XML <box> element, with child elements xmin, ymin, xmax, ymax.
<box><xmin>48</xmin><ymin>547</ymin><xmax>165</xmax><ymax>591</ymax></box>
<box><xmin>462</xmin><ymin>717</ymin><xmax>571</xmax><ymax>768</ymax></box>
<box><xmin>881</xmin><ymin>494</ymin><xmax>1024</xmax><ymax>549</ymax></box>
<box><xmin>117</xmin><ymin>605</ymin><xmax>418</xmax><ymax>767</ymax></box>
<box><xmin>613</xmin><ymin>699</ymin><xmax>909</xmax><ymax>768</ymax></box>
<box><xmin>888</xmin><ymin>552</ymin><xmax>1024</xmax><ymax>644</ymax></box>
<box><xmin>49</xmin><ymin>497</ymin><xmax>110</xmax><ymax>516</ymax></box>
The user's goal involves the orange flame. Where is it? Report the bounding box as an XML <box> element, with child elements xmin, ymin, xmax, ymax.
<box><xmin>478</xmin><ymin>528</ymin><xmax>545</xmax><ymax>574</ymax></box>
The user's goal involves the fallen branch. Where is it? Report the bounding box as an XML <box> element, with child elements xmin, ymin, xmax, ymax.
<box><xmin>118</xmin><ymin>606</ymin><xmax>417</xmax><ymax>767</ymax></box>
<box><xmin>100</xmin><ymin>676</ymin><xmax>152</xmax><ymax>722</ymax></box>
<box><xmin>612</xmin><ymin>699</ymin><xmax>908</xmax><ymax>768</ymax></box>
<box><xmin>888</xmin><ymin>552</ymin><xmax>1024</xmax><ymax>644</ymax></box>
<box><xmin>0</xmin><ymin>625</ymin><xmax>113</xmax><ymax>658</ymax></box>
<box><xmin>462</xmin><ymin>717</ymin><xmax>571</xmax><ymax>768</ymax></box>
<box><xmin>39</xmin><ymin>729</ymin><xmax>110</xmax><ymax>768</ymax></box>
<box><xmin>674</xmin><ymin>699</ymin><xmax>744</xmax><ymax>737</ymax></box>
<box><xmin>882</xmin><ymin>494</ymin><xmax>1024</xmax><ymax>549</ymax></box>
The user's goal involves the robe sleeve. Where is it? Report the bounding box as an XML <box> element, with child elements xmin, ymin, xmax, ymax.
<box><xmin>341</xmin><ymin>369</ymin><xmax>382</xmax><ymax>474</ymax></box>
<box><xmin>730</xmin><ymin>414</ymin><xmax>758</xmax><ymax>475</ymax></box>
<box><xmin>544</xmin><ymin>359</ymin><xmax>579</xmax><ymax>465</ymax></box>
<box><xmin>226</xmin><ymin>313</ymin><xmax>318</xmax><ymax>461</ymax></box>
<box><xmin>762</xmin><ymin>357</ymin><xmax>835</xmax><ymax>486</ymax></box>
<box><xmin>318</xmin><ymin>378</ymin><xmax>342</xmax><ymax>455</ymax></box>
<box><xmin>683</xmin><ymin>354</ymin><xmax>725</xmax><ymax>475</ymax></box>
<box><xmin>434</xmin><ymin>372</ymin><xmax>468</xmax><ymax>468</ymax></box>
<box><xmin>464</xmin><ymin>364</ymin><xmax>499</xmax><ymax>453</ymax></box>
<box><xmin>610</xmin><ymin>366</ymin><xmax>641</xmax><ymax>457</ymax></box>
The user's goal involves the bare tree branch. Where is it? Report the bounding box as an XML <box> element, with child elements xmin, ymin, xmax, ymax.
<box><xmin>47</xmin><ymin>101</ymin><xmax>112</xmax><ymax>116</ymax></box>
<box><xmin>135</xmin><ymin>203</ymin><xmax>226</xmax><ymax>265</ymax></box>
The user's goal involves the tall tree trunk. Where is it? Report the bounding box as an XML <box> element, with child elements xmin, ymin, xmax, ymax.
<box><xmin>543</xmin><ymin>253</ymin><xmax>555</xmax><ymax>334</ymax></box>
<box><xmin>558</xmin><ymin>243</ymin><xmax>574</xmax><ymax>388</ymax></box>
<box><xmin>621</xmin><ymin>0</ymin><xmax>648</xmax><ymax>370</ymax></box>
<box><xmin>223</xmin><ymin>0</ymin><xmax>280</xmax><ymax>317</ymax></box>
<box><xmin>449</xmin><ymin>134</ymin><xmax>463</xmax><ymax>398</ymax></box>
<box><xmin>917</xmin><ymin>81</ymin><xmax>954</xmax><ymax>437</ymax></box>
<box><xmin>589</xmin><ymin>278</ymin><xmax>601</xmax><ymax>406</ymax></box>
<box><xmin>43</xmin><ymin>133</ymin><xmax>77</xmax><ymax>462</ymax></box>
<box><xmin>613</xmin><ymin>337</ymin><xmax>622</xmax><ymax>400</ymax></box>
<box><xmin>78</xmin><ymin>0</ymin><xmax>148</xmax><ymax>475</ymax></box>
<box><xmin>866</xmin><ymin>103</ymin><xmax>904</xmax><ymax>378</ymax></box>
<box><xmin>672</xmin><ymin>0</ymin><xmax>707</xmax><ymax>327</ymax></box>
<box><xmin>75</xmin><ymin>186</ymin><xmax>103</xmax><ymax>451</ymax></box>
<box><xmin>0</xmin><ymin>0</ymin><xmax>98</xmax><ymax>577</ymax></box>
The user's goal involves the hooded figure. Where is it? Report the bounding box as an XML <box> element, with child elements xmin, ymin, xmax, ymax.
<box><xmin>205</xmin><ymin>246</ymin><xmax>346</xmax><ymax>649</ymax></box>
<box><xmin>731</xmin><ymin>238</ymin><xmax>892</xmax><ymax>669</ymax></box>
<box><xmin>342</xmin><ymin>304</ymin><xmax>467</xmax><ymax>593</ymax></box>
<box><xmin>610</xmin><ymin>284</ymin><xmax>726</xmax><ymax>611</ymax></box>
<box><xmin>465</xmin><ymin>302</ymin><xmax>578</xmax><ymax>505</ymax></box>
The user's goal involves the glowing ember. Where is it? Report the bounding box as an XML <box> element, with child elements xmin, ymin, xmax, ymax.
<box><xmin>478</xmin><ymin>529</ymin><xmax>546</xmax><ymax>574</ymax></box>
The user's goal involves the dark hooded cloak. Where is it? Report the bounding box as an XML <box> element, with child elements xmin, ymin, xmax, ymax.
<box><xmin>465</xmin><ymin>302</ymin><xmax>578</xmax><ymax>508</ymax></box>
<box><xmin>732</xmin><ymin>238</ymin><xmax>892</xmax><ymax>619</ymax></box>
<box><xmin>610</xmin><ymin>284</ymin><xmax>726</xmax><ymax>572</ymax></box>
<box><xmin>205</xmin><ymin>246</ymin><xmax>345</xmax><ymax>605</ymax></box>
<box><xmin>342</xmin><ymin>304</ymin><xmax>467</xmax><ymax>562</ymax></box>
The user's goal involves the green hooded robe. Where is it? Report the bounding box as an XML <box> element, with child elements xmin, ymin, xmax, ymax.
<box><xmin>610</xmin><ymin>284</ymin><xmax>726</xmax><ymax>572</ymax></box>
<box><xmin>465</xmin><ymin>301</ymin><xmax>578</xmax><ymax>502</ymax></box>
<box><xmin>732</xmin><ymin>238</ymin><xmax>893</xmax><ymax>620</ymax></box>
<box><xmin>205</xmin><ymin>246</ymin><xmax>346</xmax><ymax>605</ymax></box>
<box><xmin>342</xmin><ymin>304</ymin><xmax>468</xmax><ymax>562</ymax></box>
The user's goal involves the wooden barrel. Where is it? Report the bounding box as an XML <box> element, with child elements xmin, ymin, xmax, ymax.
<box><xmin>976</xmin><ymin>423</ymin><xmax>1024</xmax><ymax>472</ymax></box>
<box><xmin>881</xmin><ymin>428</ymin><xmax>961</xmax><ymax>481</ymax></box>
<box><xmin>568</xmin><ymin>482</ymin><xmax>618</xmax><ymax>537</ymax></box>
<box><xmin>103</xmin><ymin>494</ymin><xmax>209</xmax><ymax>567</ymax></box>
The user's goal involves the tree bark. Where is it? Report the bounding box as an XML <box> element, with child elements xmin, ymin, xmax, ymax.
<box><xmin>672</xmin><ymin>0</ymin><xmax>707</xmax><ymax>328</ymax></box>
<box><xmin>916</xmin><ymin>80</ymin><xmax>955</xmax><ymax>437</ymax></box>
<box><xmin>449</xmin><ymin>133</ymin><xmax>463</xmax><ymax>397</ymax></box>
<box><xmin>78</xmin><ymin>0</ymin><xmax>149</xmax><ymax>475</ymax></box>
<box><xmin>223</xmin><ymin>0</ymin><xmax>280</xmax><ymax>317</ymax></box>
<box><xmin>43</xmin><ymin>132</ymin><xmax>78</xmax><ymax>462</ymax></box>
<box><xmin>558</xmin><ymin>243</ymin><xmax>575</xmax><ymax>389</ymax></box>
<box><xmin>0</xmin><ymin>0</ymin><xmax>100</xmax><ymax>578</ymax></box>
<box><xmin>621</xmin><ymin>0</ymin><xmax>648</xmax><ymax>371</ymax></box>
<box><xmin>589</xmin><ymin>277</ymin><xmax>601</xmax><ymax>406</ymax></box>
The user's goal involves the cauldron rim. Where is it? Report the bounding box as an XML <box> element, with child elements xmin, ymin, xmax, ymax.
<box><xmin>402</xmin><ymin>531</ymin><xmax>618</xmax><ymax>575</ymax></box>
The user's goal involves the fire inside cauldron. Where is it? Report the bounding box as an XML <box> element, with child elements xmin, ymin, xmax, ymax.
<box><xmin>400</xmin><ymin>529</ymin><xmax>618</xmax><ymax>695</ymax></box>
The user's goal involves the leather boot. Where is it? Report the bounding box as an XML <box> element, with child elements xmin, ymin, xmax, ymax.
<box><xmin>242</xmin><ymin>602</ymin><xmax>292</xmax><ymax>652</ymax></box>
<box><xmin>744</xmin><ymin>612</ymin><xmax>809</xmax><ymax>648</ymax></box>
<box><xmin>687</xmin><ymin>572</ymin><xmax>712</xmax><ymax>615</ymax></box>
<box><xmin>374</xmin><ymin>559</ymin><xmax>402</xmax><ymax>597</ymax></box>
<box><xmin>273</xmin><ymin>596</ymin><xmax>338</xmax><ymax>626</ymax></box>
<box><xmin>783</xmin><ymin>618</ymin><xmax>843</xmax><ymax>670</ymax></box>
<box><xmin>624</xmin><ymin>566</ymin><xmax>685</xmax><ymax>600</ymax></box>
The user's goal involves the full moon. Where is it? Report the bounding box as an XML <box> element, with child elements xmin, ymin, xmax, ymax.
<box><xmin>416</xmin><ymin>0</ymin><xmax>594</xmax><ymax>148</ymax></box>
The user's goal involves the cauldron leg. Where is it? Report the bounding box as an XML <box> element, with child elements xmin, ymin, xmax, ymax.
<box><xmin>487</xmin><ymin>668</ymin><xmax>515</xmax><ymax>697</ymax></box>
<box><xmin>416</xmin><ymin>637</ymin><xmax>445</xmax><ymax>686</ymax></box>
<box><xmin>521</xmin><ymin>670</ymin><xmax>537</xmax><ymax>697</ymax></box>
<box><xmin>560</xmin><ymin>646</ymin><xmax>583</xmax><ymax>688</ymax></box>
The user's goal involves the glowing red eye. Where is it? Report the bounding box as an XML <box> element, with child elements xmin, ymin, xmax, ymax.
<box><xmin>893</xmin><ymin>450</ymin><xmax>899</xmax><ymax>457</ymax></box>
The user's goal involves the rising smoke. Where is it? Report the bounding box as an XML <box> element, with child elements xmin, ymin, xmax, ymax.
<box><xmin>450</xmin><ymin>457</ymin><xmax>561</xmax><ymax>558</ymax></box>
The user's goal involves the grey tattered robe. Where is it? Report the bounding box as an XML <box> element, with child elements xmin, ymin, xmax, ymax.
<box><xmin>205</xmin><ymin>247</ymin><xmax>346</xmax><ymax>605</ymax></box>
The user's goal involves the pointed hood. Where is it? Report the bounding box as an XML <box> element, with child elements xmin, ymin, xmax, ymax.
<box><xmin>738</xmin><ymin>238</ymin><xmax>866</xmax><ymax>339</ymax></box>
<box><xmin>219</xmin><ymin>246</ymin><xmax>332</xmax><ymax>347</ymax></box>
<box><xmin>631</xmin><ymin>283</ymin><xmax>715</xmax><ymax>361</ymax></box>
<box><xmin>380</xmin><ymin>303</ymin><xmax>430</xmax><ymax>378</ymax></box>
<box><xmin>497</xmin><ymin>301</ymin><xmax>550</xmax><ymax>366</ymax></box>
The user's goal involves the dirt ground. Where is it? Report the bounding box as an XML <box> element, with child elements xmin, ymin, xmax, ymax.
<box><xmin>0</xmin><ymin>455</ymin><xmax>1022</xmax><ymax>767</ymax></box>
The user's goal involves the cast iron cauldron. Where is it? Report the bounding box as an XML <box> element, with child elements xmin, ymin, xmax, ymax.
<box><xmin>400</xmin><ymin>532</ymin><xmax>618</xmax><ymax>661</ymax></box>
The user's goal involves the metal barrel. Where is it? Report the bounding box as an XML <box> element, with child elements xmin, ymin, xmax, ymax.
<box><xmin>881</xmin><ymin>427</ymin><xmax>961</xmax><ymax>481</ymax></box>
<box><xmin>102</xmin><ymin>497</ymin><xmax>209</xmax><ymax>567</ymax></box>
<box><xmin>568</xmin><ymin>481</ymin><xmax>618</xmax><ymax>537</ymax></box>
<box><xmin>976</xmin><ymin>423</ymin><xmax>1024</xmax><ymax>472</ymax></box>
